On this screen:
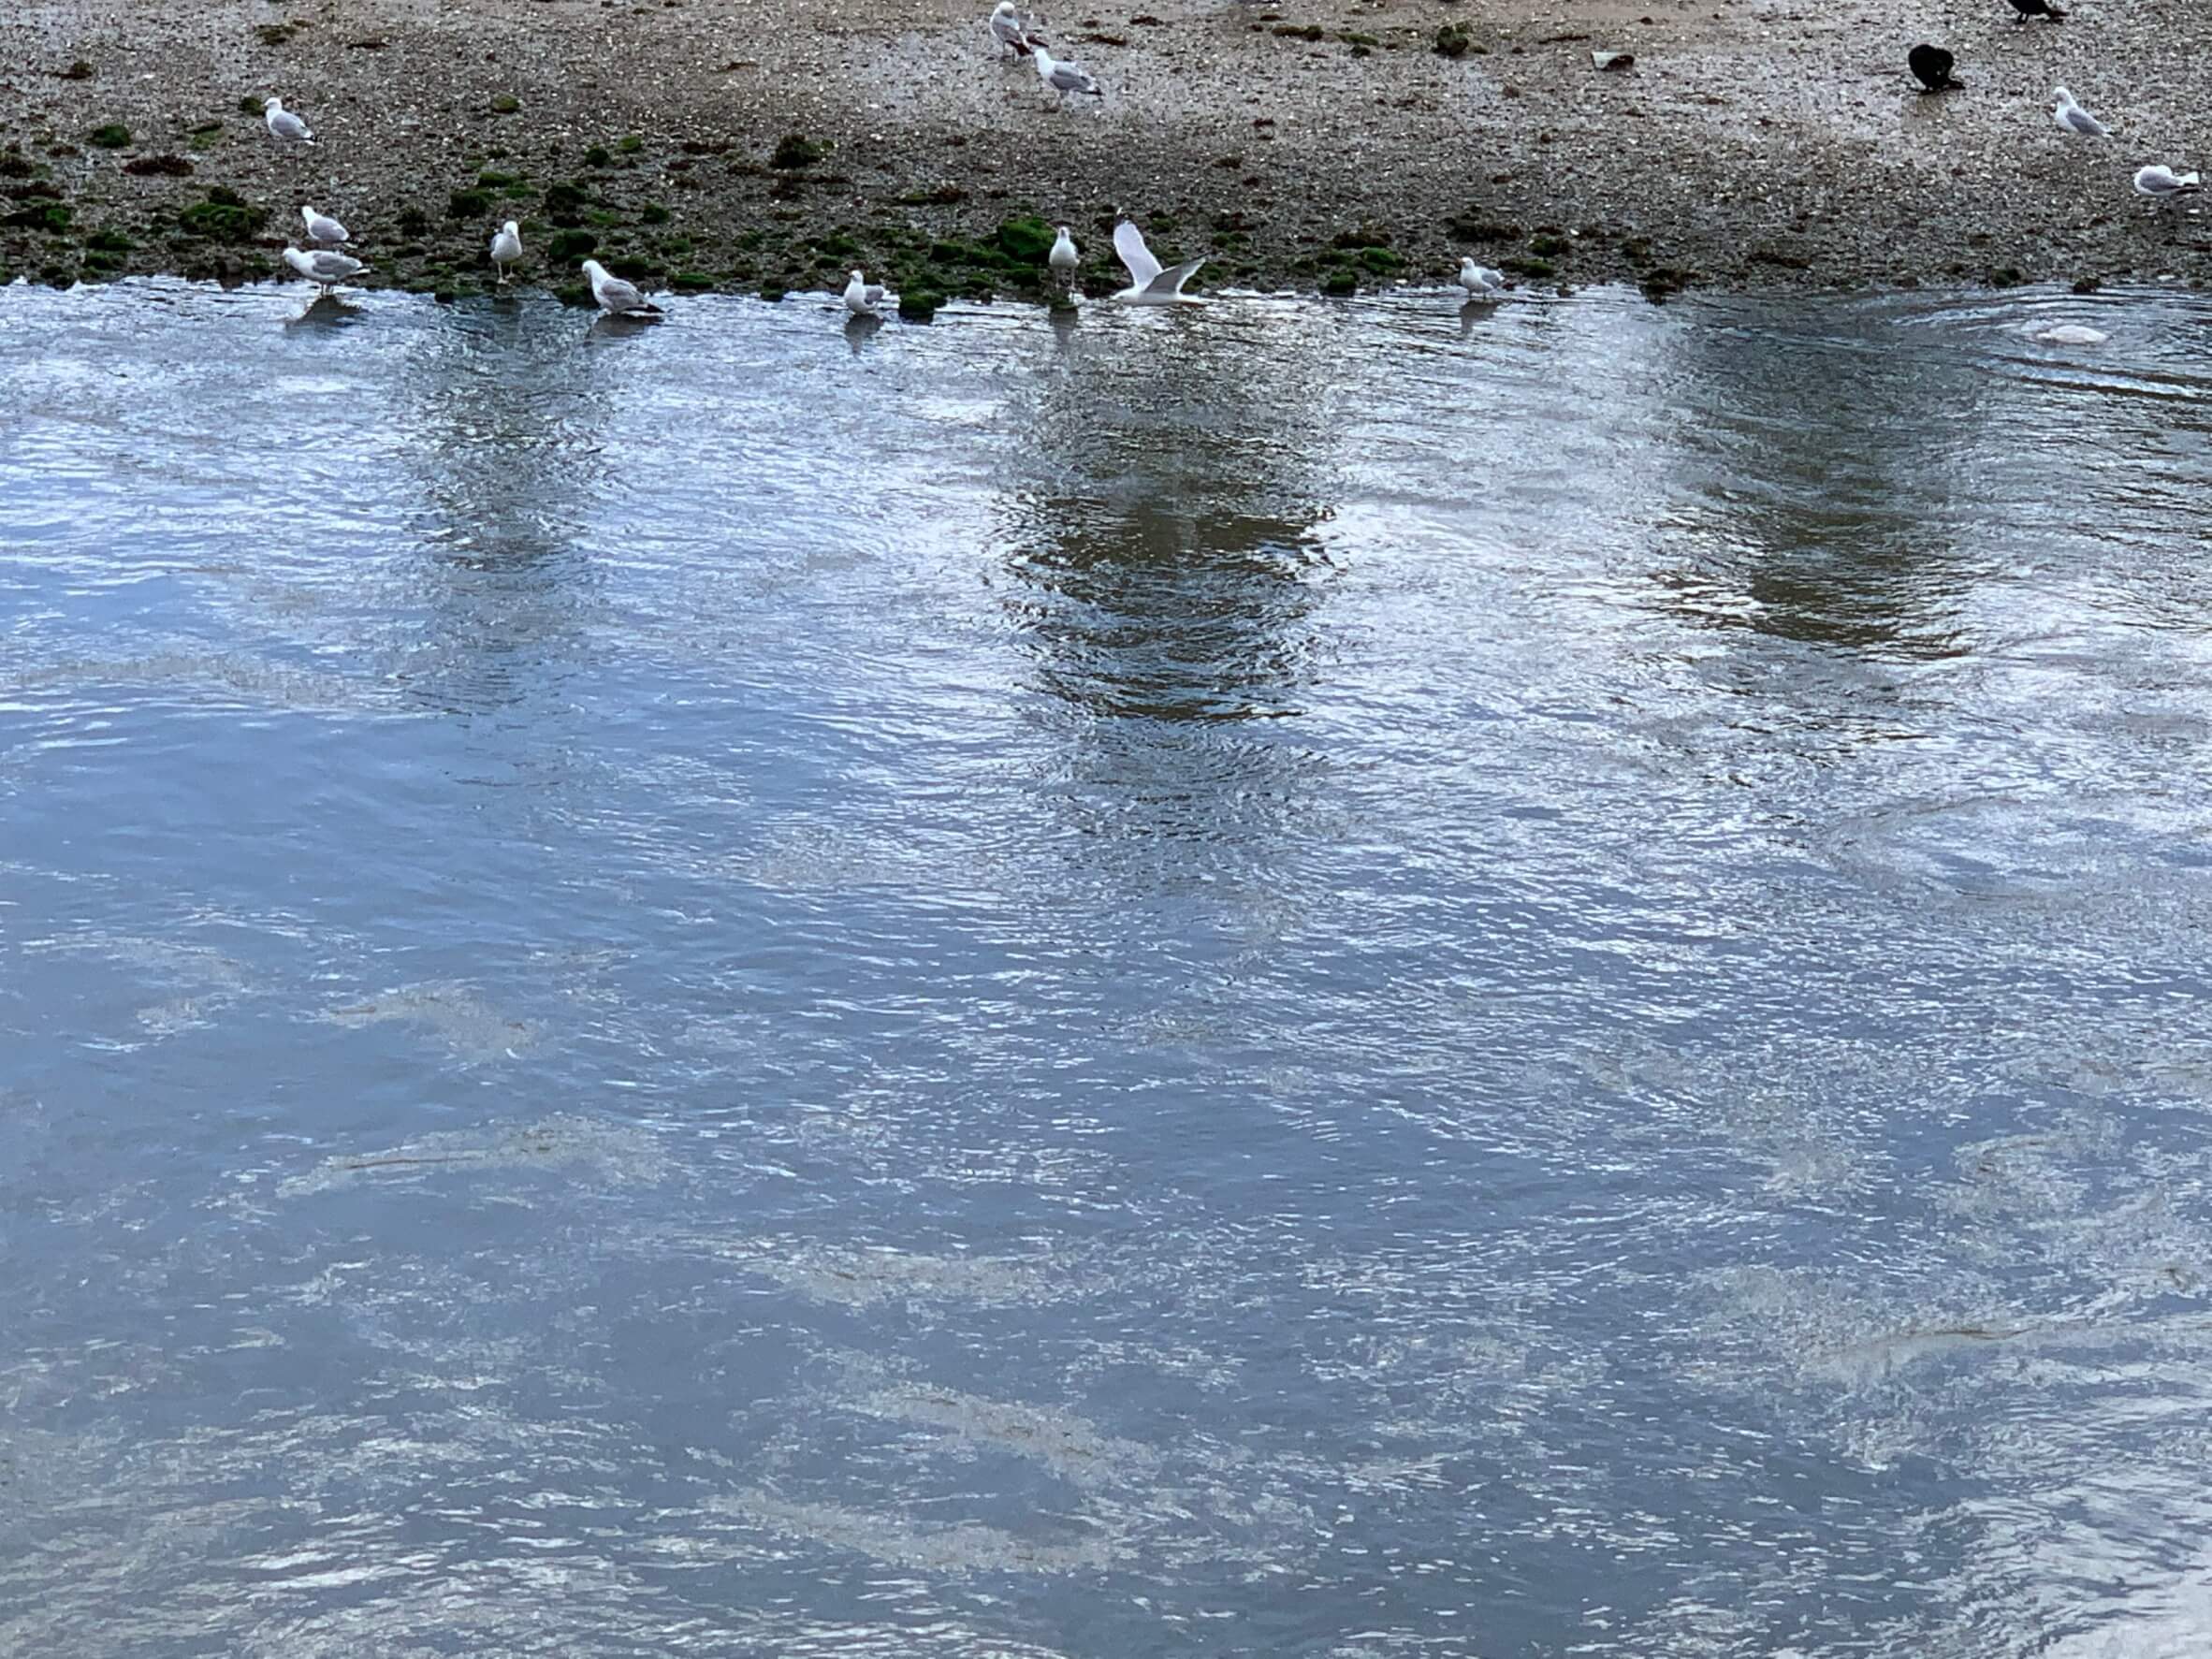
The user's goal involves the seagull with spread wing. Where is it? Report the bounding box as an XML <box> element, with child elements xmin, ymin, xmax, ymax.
<box><xmin>1110</xmin><ymin>221</ymin><xmax>1205</xmax><ymax>305</ymax></box>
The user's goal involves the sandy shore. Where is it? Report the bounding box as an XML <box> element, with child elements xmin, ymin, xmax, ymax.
<box><xmin>1</xmin><ymin>0</ymin><xmax>2206</xmax><ymax>305</ymax></box>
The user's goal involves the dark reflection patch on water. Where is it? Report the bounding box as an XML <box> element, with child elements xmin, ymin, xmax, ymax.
<box><xmin>4</xmin><ymin>277</ymin><xmax>2212</xmax><ymax>1657</ymax></box>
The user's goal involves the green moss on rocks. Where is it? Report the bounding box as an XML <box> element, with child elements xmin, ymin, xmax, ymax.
<box><xmin>447</xmin><ymin>188</ymin><xmax>491</xmax><ymax>219</ymax></box>
<box><xmin>88</xmin><ymin>124</ymin><xmax>131</xmax><ymax>149</ymax></box>
<box><xmin>995</xmin><ymin>215</ymin><xmax>1054</xmax><ymax>262</ymax></box>
<box><xmin>896</xmin><ymin>287</ymin><xmax>943</xmax><ymax>321</ymax></box>
<box><xmin>1319</xmin><ymin>268</ymin><xmax>1358</xmax><ymax>297</ymax></box>
<box><xmin>175</xmin><ymin>186</ymin><xmax>266</xmax><ymax>242</ymax></box>
<box><xmin>546</xmin><ymin>228</ymin><xmax>598</xmax><ymax>262</ymax></box>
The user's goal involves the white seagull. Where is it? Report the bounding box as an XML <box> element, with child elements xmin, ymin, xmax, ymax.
<box><xmin>300</xmin><ymin>205</ymin><xmax>347</xmax><ymax>246</ymax></box>
<box><xmin>579</xmin><ymin>258</ymin><xmax>663</xmax><ymax>318</ymax></box>
<box><xmin>1110</xmin><ymin>221</ymin><xmax>1205</xmax><ymax>305</ymax></box>
<box><xmin>1032</xmin><ymin>46</ymin><xmax>1103</xmax><ymax>105</ymax></box>
<box><xmin>843</xmin><ymin>269</ymin><xmax>888</xmax><ymax>317</ymax></box>
<box><xmin>264</xmin><ymin>97</ymin><xmax>314</xmax><ymax>145</ymax></box>
<box><xmin>489</xmin><ymin>220</ymin><xmax>523</xmax><ymax>284</ymax></box>
<box><xmin>989</xmin><ymin>2</ymin><xmax>1034</xmax><ymax>55</ymax></box>
<box><xmin>283</xmin><ymin>245</ymin><xmax>369</xmax><ymax>294</ymax></box>
<box><xmin>1458</xmin><ymin>256</ymin><xmax>1506</xmax><ymax>298</ymax></box>
<box><xmin>2132</xmin><ymin>165</ymin><xmax>2201</xmax><ymax>201</ymax></box>
<box><xmin>1049</xmin><ymin>226</ymin><xmax>1080</xmax><ymax>278</ymax></box>
<box><xmin>2051</xmin><ymin>87</ymin><xmax>2109</xmax><ymax>138</ymax></box>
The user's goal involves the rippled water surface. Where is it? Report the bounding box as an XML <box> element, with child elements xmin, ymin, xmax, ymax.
<box><xmin>6</xmin><ymin>277</ymin><xmax>2212</xmax><ymax>1656</ymax></box>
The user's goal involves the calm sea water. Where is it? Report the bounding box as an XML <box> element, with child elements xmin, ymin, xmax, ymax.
<box><xmin>4</xmin><ymin>277</ymin><xmax>2212</xmax><ymax>1657</ymax></box>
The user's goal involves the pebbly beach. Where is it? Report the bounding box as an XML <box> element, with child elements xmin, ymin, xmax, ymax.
<box><xmin>2</xmin><ymin>0</ymin><xmax>2207</xmax><ymax>307</ymax></box>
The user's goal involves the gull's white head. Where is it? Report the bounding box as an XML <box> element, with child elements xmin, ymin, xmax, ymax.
<box><xmin>849</xmin><ymin>269</ymin><xmax>865</xmax><ymax>284</ymax></box>
<box><xmin>502</xmin><ymin>220</ymin><xmax>518</xmax><ymax>236</ymax></box>
<box><xmin>580</xmin><ymin>258</ymin><xmax>606</xmax><ymax>281</ymax></box>
<box><xmin>2054</xmin><ymin>85</ymin><xmax>2075</xmax><ymax>105</ymax></box>
<box><xmin>265</xmin><ymin>96</ymin><xmax>283</xmax><ymax>111</ymax></box>
<box><xmin>993</xmin><ymin>1</ymin><xmax>1018</xmax><ymax>14</ymax></box>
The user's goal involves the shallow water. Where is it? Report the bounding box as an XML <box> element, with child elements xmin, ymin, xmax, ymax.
<box><xmin>4</xmin><ymin>276</ymin><xmax>2212</xmax><ymax>1656</ymax></box>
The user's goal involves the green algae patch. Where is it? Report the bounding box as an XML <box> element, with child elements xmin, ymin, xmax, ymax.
<box><xmin>176</xmin><ymin>186</ymin><xmax>266</xmax><ymax>242</ymax></box>
<box><xmin>995</xmin><ymin>215</ymin><xmax>1054</xmax><ymax>263</ymax></box>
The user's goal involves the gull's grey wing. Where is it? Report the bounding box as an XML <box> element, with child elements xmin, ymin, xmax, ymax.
<box><xmin>1143</xmin><ymin>257</ymin><xmax>1206</xmax><ymax>298</ymax></box>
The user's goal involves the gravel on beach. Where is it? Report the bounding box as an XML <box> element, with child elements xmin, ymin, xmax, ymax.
<box><xmin>1</xmin><ymin>0</ymin><xmax>2205</xmax><ymax>306</ymax></box>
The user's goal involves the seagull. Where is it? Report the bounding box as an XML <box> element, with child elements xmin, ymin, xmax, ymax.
<box><xmin>282</xmin><ymin>245</ymin><xmax>369</xmax><ymax>294</ymax></box>
<box><xmin>1458</xmin><ymin>256</ymin><xmax>1507</xmax><ymax>298</ymax></box>
<box><xmin>300</xmin><ymin>205</ymin><xmax>347</xmax><ymax>246</ymax></box>
<box><xmin>1110</xmin><ymin>221</ymin><xmax>1204</xmax><ymax>305</ymax></box>
<box><xmin>1031</xmin><ymin>46</ymin><xmax>1103</xmax><ymax>105</ymax></box>
<box><xmin>263</xmin><ymin>96</ymin><xmax>314</xmax><ymax>144</ymax></box>
<box><xmin>2132</xmin><ymin>165</ymin><xmax>2201</xmax><ymax>201</ymax></box>
<box><xmin>1907</xmin><ymin>45</ymin><xmax>1962</xmax><ymax>94</ymax></box>
<box><xmin>2052</xmin><ymin>87</ymin><xmax>2108</xmax><ymax>138</ymax></box>
<box><xmin>2006</xmin><ymin>0</ymin><xmax>2065</xmax><ymax>19</ymax></box>
<box><xmin>989</xmin><ymin>2</ymin><xmax>1034</xmax><ymax>55</ymax></box>
<box><xmin>579</xmin><ymin>257</ymin><xmax>663</xmax><ymax>318</ymax></box>
<box><xmin>489</xmin><ymin>221</ymin><xmax>522</xmax><ymax>284</ymax></box>
<box><xmin>843</xmin><ymin>269</ymin><xmax>888</xmax><ymax>316</ymax></box>
<box><xmin>1049</xmin><ymin>226</ymin><xmax>1079</xmax><ymax>279</ymax></box>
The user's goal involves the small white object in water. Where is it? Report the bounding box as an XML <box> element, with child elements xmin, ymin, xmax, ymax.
<box><xmin>2031</xmin><ymin>322</ymin><xmax>2109</xmax><ymax>344</ymax></box>
<box><xmin>580</xmin><ymin>257</ymin><xmax>663</xmax><ymax>318</ymax></box>
<box><xmin>1458</xmin><ymin>256</ymin><xmax>1506</xmax><ymax>298</ymax></box>
<box><xmin>1050</xmin><ymin>226</ymin><xmax>1079</xmax><ymax>277</ymax></box>
<box><xmin>843</xmin><ymin>269</ymin><xmax>888</xmax><ymax>317</ymax></box>
<box><xmin>283</xmin><ymin>245</ymin><xmax>369</xmax><ymax>293</ymax></box>
<box><xmin>1033</xmin><ymin>46</ymin><xmax>1103</xmax><ymax>105</ymax></box>
<box><xmin>490</xmin><ymin>221</ymin><xmax>522</xmax><ymax>284</ymax></box>
<box><xmin>2051</xmin><ymin>87</ymin><xmax>2109</xmax><ymax>138</ymax></box>
<box><xmin>1110</xmin><ymin>221</ymin><xmax>1205</xmax><ymax>305</ymax></box>
<box><xmin>989</xmin><ymin>1</ymin><xmax>1033</xmax><ymax>55</ymax></box>
<box><xmin>2132</xmin><ymin>165</ymin><xmax>2202</xmax><ymax>200</ymax></box>
<box><xmin>301</xmin><ymin>205</ymin><xmax>347</xmax><ymax>246</ymax></box>
<box><xmin>264</xmin><ymin>96</ymin><xmax>314</xmax><ymax>144</ymax></box>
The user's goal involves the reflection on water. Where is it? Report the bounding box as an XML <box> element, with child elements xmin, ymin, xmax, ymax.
<box><xmin>4</xmin><ymin>277</ymin><xmax>2212</xmax><ymax>1657</ymax></box>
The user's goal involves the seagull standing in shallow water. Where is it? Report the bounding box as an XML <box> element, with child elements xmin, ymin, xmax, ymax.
<box><xmin>1458</xmin><ymin>256</ymin><xmax>1506</xmax><ymax>298</ymax></box>
<box><xmin>1049</xmin><ymin>226</ymin><xmax>1079</xmax><ymax>280</ymax></box>
<box><xmin>264</xmin><ymin>97</ymin><xmax>314</xmax><ymax>144</ymax></box>
<box><xmin>490</xmin><ymin>221</ymin><xmax>522</xmax><ymax>284</ymax></box>
<box><xmin>301</xmin><ymin>205</ymin><xmax>347</xmax><ymax>246</ymax></box>
<box><xmin>989</xmin><ymin>2</ymin><xmax>1034</xmax><ymax>55</ymax></box>
<box><xmin>1031</xmin><ymin>46</ymin><xmax>1103</xmax><ymax>106</ymax></box>
<box><xmin>843</xmin><ymin>269</ymin><xmax>888</xmax><ymax>317</ymax></box>
<box><xmin>2052</xmin><ymin>87</ymin><xmax>2109</xmax><ymax>138</ymax></box>
<box><xmin>1109</xmin><ymin>221</ymin><xmax>1204</xmax><ymax>305</ymax></box>
<box><xmin>580</xmin><ymin>258</ymin><xmax>663</xmax><ymax>318</ymax></box>
<box><xmin>283</xmin><ymin>246</ymin><xmax>368</xmax><ymax>294</ymax></box>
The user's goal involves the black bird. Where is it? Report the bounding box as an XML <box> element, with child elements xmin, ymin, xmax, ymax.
<box><xmin>2006</xmin><ymin>0</ymin><xmax>2066</xmax><ymax>21</ymax></box>
<box><xmin>1908</xmin><ymin>43</ymin><xmax>1963</xmax><ymax>92</ymax></box>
